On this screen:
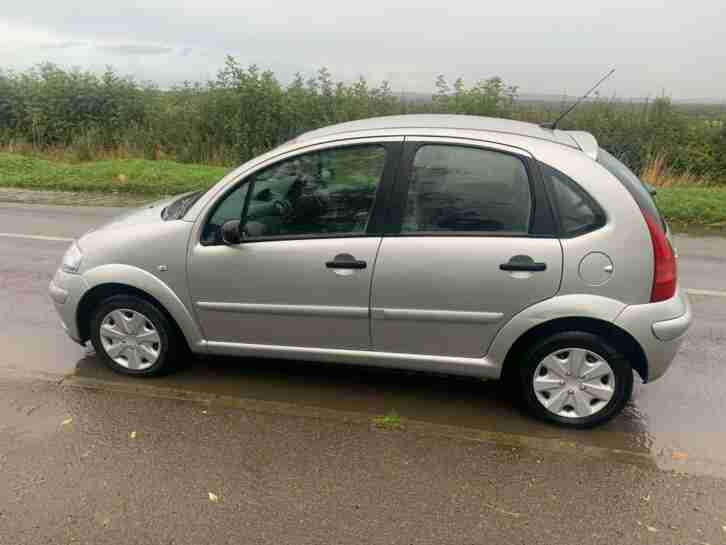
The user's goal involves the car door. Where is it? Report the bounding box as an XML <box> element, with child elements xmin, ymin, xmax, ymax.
<box><xmin>188</xmin><ymin>139</ymin><xmax>402</xmax><ymax>351</ymax></box>
<box><xmin>371</xmin><ymin>139</ymin><xmax>563</xmax><ymax>358</ymax></box>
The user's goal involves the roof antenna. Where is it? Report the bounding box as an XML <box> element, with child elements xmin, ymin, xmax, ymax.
<box><xmin>541</xmin><ymin>68</ymin><xmax>616</xmax><ymax>130</ymax></box>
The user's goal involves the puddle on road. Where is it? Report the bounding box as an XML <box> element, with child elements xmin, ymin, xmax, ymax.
<box><xmin>69</xmin><ymin>352</ymin><xmax>653</xmax><ymax>461</ymax></box>
<box><xmin>8</xmin><ymin>292</ymin><xmax>723</xmax><ymax>479</ymax></box>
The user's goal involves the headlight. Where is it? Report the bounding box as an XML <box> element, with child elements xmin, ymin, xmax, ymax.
<box><xmin>61</xmin><ymin>242</ymin><xmax>83</xmax><ymax>274</ymax></box>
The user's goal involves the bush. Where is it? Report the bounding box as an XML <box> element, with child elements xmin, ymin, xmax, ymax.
<box><xmin>1</xmin><ymin>60</ymin><xmax>725</xmax><ymax>183</ymax></box>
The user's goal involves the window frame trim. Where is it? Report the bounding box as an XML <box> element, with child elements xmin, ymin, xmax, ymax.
<box><xmin>196</xmin><ymin>137</ymin><xmax>404</xmax><ymax>246</ymax></box>
<box><xmin>382</xmin><ymin>138</ymin><xmax>558</xmax><ymax>239</ymax></box>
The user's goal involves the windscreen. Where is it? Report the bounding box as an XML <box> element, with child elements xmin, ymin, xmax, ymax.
<box><xmin>162</xmin><ymin>191</ymin><xmax>204</xmax><ymax>220</ymax></box>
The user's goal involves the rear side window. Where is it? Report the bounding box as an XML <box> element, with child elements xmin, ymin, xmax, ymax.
<box><xmin>597</xmin><ymin>148</ymin><xmax>663</xmax><ymax>225</ymax></box>
<box><xmin>402</xmin><ymin>145</ymin><xmax>532</xmax><ymax>234</ymax></box>
<box><xmin>541</xmin><ymin>164</ymin><xmax>605</xmax><ymax>237</ymax></box>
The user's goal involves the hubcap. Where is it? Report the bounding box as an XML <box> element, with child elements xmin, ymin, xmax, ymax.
<box><xmin>99</xmin><ymin>309</ymin><xmax>161</xmax><ymax>371</ymax></box>
<box><xmin>532</xmin><ymin>348</ymin><xmax>615</xmax><ymax>419</ymax></box>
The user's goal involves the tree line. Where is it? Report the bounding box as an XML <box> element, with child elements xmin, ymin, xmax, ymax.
<box><xmin>1</xmin><ymin>57</ymin><xmax>724</xmax><ymax>181</ymax></box>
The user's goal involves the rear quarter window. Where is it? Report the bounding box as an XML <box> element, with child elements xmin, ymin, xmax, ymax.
<box><xmin>540</xmin><ymin>163</ymin><xmax>606</xmax><ymax>237</ymax></box>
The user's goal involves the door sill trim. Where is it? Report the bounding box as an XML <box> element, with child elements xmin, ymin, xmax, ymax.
<box><xmin>204</xmin><ymin>341</ymin><xmax>500</xmax><ymax>379</ymax></box>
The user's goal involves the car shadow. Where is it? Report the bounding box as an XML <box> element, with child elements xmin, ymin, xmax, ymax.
<box><xmin>71</xmin><ymin>349</ymin><xmax>651</xmax><ymax>455</ymax></box>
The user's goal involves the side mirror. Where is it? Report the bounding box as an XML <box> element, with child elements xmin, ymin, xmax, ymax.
<box><xmin>221</xmin><ymin>219</ymin><xmax>242</xmax><ymax>245</ymax></box>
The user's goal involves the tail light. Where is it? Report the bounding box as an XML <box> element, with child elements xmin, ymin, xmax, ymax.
<box><xmin>642</xmin><ymin>212</ymin><xmax>677</xmax><ymax>302</ymax></box>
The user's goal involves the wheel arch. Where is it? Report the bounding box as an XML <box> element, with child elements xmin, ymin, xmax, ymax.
<box><xmin>76</xmin><ymin>265</ymin><xmax>204</xmax><ymax>352</ymax></box>
<box><xmin>500</xmin><ymin>316</ymin><xmax>648</xmax><ymax>384</ymax></box>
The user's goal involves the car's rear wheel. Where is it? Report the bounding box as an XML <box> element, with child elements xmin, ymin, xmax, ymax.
<box><xmin>518</xmin><ymin>331</ymin><xmax>633</xmax><ymax>428</ymax></box>
<box><xmin>90</xmin><ymin>295</ymin><xmax>179</xmax><ymax>376</ymax></box>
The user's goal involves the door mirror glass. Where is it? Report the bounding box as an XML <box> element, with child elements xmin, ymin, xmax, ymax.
<box><xmin>221</xmin><ymin>219</ymin><xmax>242</xmax><ymax>245</ymax></box>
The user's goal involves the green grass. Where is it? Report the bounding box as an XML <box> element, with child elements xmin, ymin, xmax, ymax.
<box><xmin>0</xmin><ymin>152</ymin><xmax>229</xmax><ymax>196</ymax></box>
<box><xmin>654</xmin><ymin>186</ymin><xmax>726</xmax><ymax>226</ymax></box>
<box><xmin>372</xmin><ymin>410</ymin><xmax>404</xmax><ymax>430</ymax></box>
<box><xmin>1</xmin><ymin>152</ymin><xmax>725</xmax><ymax>226</ymax></box>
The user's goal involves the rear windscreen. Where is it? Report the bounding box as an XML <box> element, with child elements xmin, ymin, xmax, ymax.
<box><xmin>597</xmin><ymin>148</ymin><xmax>664</xmax><ymax>227</ymax></box>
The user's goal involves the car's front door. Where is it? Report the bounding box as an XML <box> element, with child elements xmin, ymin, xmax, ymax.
<box><xmin>188</xmin><ymin>139</ymin><xmax>401</xmax><ymax>351</ymax></box>
<box><xmin>371</xmin><ymin>140</ymin><xmax>563</xmax><ymax>358</ymax></box>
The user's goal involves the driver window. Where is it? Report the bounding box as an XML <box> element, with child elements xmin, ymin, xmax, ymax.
<box><xmin>202</xmin><ymin>145</ymin><xmax>386</xmax><ymax>244</ymax></box>
<box><xmin>243</xmin><ymin>145</ymin><xmax>386</xmax><ymax>240</ymax></box>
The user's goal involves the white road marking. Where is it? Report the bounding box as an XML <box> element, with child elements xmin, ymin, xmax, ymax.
<box><xmin>1</xmin><ymin>230</ymin><xmax>726</xmax><ymax>300</ymax></box>
<box><xmin>686</xmin><ymin>288</ymin><xmax>726</xmax><ymax>299</ymax></box>
<box><xmin>0</xmin><ymin>232</ymin><xmax>74</xmax><ymax>243</ymax></box>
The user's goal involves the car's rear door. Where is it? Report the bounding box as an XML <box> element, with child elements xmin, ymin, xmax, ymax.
<box><xmin>370</xmin><ymin>138</ymin><xmax>563</xmax><ymax>358</ymax></box>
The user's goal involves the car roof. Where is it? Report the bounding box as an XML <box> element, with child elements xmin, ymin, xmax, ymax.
<box><xmin>296</xmin><ymin>114</ymin><xmax>596</xmax><ymax>157</ymax></box>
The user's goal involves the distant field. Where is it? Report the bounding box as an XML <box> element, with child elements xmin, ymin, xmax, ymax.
<box><xmin>0</xmin><ymin>152</ymin><xmax>724</xmax><ymax>225</ymax></box>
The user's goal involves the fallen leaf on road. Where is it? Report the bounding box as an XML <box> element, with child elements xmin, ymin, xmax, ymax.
<box><xmin>201</xmin><ymin>410</ymin><xmax>208</xmax><ymax>415</ymax></box>
<box><xmin>61</xmin><ymin>418</ymin><xmax>73</xmax><ymax>426</ymax></box>
<box><xmin>646</xmin><ymin>526</ymin><xmax>658</xmax><ymax>533</ymax></box>
<box><xmin>671</xmin><ymin>451</ymin><xmax>689</xmax><ymax>461</ymax></box>
<box><xmin>129</xmin><ymin>431</ymin><xmax>137</xmax><ymax>439</ymax></box>
<box><xmin>208</xmin><ymin>492</ymin><xmax>219</xmax><ymax>503</ymax></box>
<box><xmin>722</xmin><ymin>525</ymin><xmax>726</xmax><ymax>532</ymax></box>
<box><xmin>483</xmin><ymin>503</ymin><xmax>521</xmax><ymax>518</ymax></box>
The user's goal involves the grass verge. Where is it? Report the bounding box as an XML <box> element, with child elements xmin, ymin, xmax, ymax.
<box><xmin>654</xmin><ymin>187</ymin><xmax>726</xmax><ymax>227</ymax></box>
<box><xmin>1</xmin><ymin>152</ymin><xmax>725</xmax><ymax>226</ymax></box>
<box><xmin>0</xmin><ymin>152</ymin><xmax>229</xmax><ymax>196</ymax></box>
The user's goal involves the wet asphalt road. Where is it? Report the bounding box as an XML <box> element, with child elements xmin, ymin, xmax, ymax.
<box><xmin>1</xmin><ymin>201</ymin><xmax>726</xmax><ymax>481</ymax></box>
<box><xmin>4</xmin><ymin>376</ymin><xmax>726</xmax><ymax>545</ymax></box>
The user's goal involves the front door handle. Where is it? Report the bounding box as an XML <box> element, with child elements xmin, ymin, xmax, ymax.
<box><xmin>500</xmin><ymin>255</ymin><xmax>547</xmax><ymax>272</ymax></box>
<box><xmin>326</xmin><ymin>253</ymin><xmax>367</xmax><ymax>270</ymax></box>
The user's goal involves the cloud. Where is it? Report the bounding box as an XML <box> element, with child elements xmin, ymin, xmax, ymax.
<box><xmin>1</xmin><ymin>0</ymin><xmax>724</xmax><ymax>98</ymax></box>
<box><xmin>37</xmin><ymin>40</ymin><xmax>85</xmax><ymax>50</ymax></box>
<box><xmin>96</xmin><ymin>44</ymin><xmax>173</xmax><ymax>56</ymax></box>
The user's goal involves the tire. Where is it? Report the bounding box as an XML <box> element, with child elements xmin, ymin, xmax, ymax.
<box><xmin>517</xmin><ymin>331</ymin><xmax>634</xmax><ymax>429</ymax></box>
<box><xmin>90</xmin><ymin>294</ymin><xmax>180</xmax><ymax>376</ymax></box>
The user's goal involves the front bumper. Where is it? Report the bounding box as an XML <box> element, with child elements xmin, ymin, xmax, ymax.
<box><xmin>615</xmin><ymin>287</ymin><xmax>693</xmax><ymax>382</ymax></box>
<box><xmin>49</xmin><ymin>269</ymin><xmax>89</xmax><ymax>344</ymax></box>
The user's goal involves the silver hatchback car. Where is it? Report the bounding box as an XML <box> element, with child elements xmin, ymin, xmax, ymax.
<box><xmin>50</xmin><ymin>114</ymin><xmax>692</xmax><ymax>428</ymax></box>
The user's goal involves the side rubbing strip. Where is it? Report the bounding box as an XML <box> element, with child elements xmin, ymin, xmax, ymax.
<box><xmin>196</xmin><ymin>302</ymin><xmax>368</xmax><ymax>319</ymax></box>
<box><xmin>372</xmin><ymin>308</ymin><xmax>504</xmax><ymax>324</ymax></box>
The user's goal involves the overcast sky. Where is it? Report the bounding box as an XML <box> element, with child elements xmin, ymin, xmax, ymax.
<box><xmin>1</xmin><ymin>1</ymin><xmax>724</xmax><ymax>99</ymax></box>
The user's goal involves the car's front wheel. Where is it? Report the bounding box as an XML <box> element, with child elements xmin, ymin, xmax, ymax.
<box><xmin>518</xmin><ymin>331</ymin><xmax>634</xmax><ymax>428</ymax></box>
<box><xmin>90</xmin><ymin>294</ymin><xmax>179</xmax><ymax>376</ymax></box>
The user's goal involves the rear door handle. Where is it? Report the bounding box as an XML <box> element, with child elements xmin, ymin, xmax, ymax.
<box><xmin>500</xmin><ymin>255</ymin><xmax>547</xmax><ymax>272</ymax></box>
<box><xmin>326</xmin><ymin>253</ymin><xmax>367</xmax><ymax>269</ymax></box>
